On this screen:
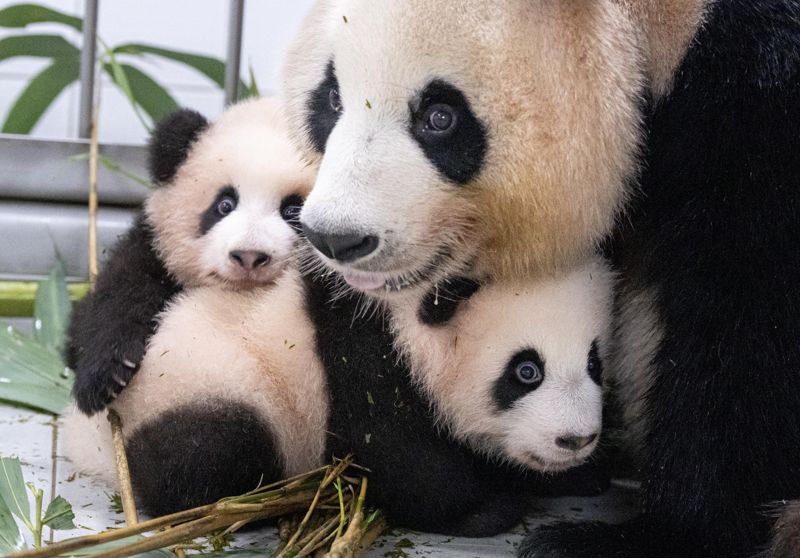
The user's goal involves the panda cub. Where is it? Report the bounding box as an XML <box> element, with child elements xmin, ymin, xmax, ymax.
<box><xmin>66</xmin><ymin>97</ymin><xmax>313</xmax><ymax>415</ymax></box>
<box><xmin>390</xmin><ymin>256</ymin><xmax>613</xmax><ymax>472</ymax></box>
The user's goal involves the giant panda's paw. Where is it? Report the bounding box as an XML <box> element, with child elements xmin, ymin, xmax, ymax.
<box><xmin>518</xmin><ymin>520</ymin><xmax>646</xmax><ymax>558</ymax></box>
<box><xmin>71</xmin><ymin>341</ymin><xmax>145</xmax><ymax>415</ymax></box>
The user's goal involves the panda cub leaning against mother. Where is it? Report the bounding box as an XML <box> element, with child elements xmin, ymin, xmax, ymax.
<box><xmin>283</xmin><ymin>1</ymin><xmax>800</xmax><ymax>558</ymax></box>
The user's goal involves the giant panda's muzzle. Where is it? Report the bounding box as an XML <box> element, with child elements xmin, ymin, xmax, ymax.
<box><xmin>302</xmin><ymin>224</ymin><xmax>379</xmax><ymax>263</ymax></box>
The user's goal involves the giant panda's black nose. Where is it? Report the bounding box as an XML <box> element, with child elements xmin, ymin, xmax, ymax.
<box><xmin>302</xmin><ymin>225</ymin><xmax>379</xmax><ymax>262</ymax></box>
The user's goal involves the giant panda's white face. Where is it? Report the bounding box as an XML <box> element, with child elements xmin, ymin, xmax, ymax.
<box><xmin>146</xmin><ymin>99</ymin><xmax>315</xmax><ymax>289</ymax></box>
<box><xmin>284</xmin><ymin>0</ymin><xmax>644</xmax><ymax>295</ymax></box>
<box><xmin>394</xmin><ymin>257</ymin><xmax>613</xmax><ymax>471</ymax></box>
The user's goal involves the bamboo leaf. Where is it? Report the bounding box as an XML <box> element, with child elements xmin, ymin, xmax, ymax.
<box><xmin>0</xmin><ymin>490</ymin><xmax>24</xmax><ymax>554</ymax></box>
<box><xmin>103</xmin><ymin>53</ymin><xmax>150</xmax><ymax>131</ymax></box>
<box><xmin>0</xmin><ymin>457</ymin><xmax>30</xmax><ymax>526</ymax></box>
<box><xmin>42</xmin><ymin>495</ymin><xmax>75</xmax><ymax>530</ymax></box>
<box><xmin>0</xmin><ymin>34</ymin><xmax>79</xmax><ymax>62</ymax></box>
<box><xmin>0</xmin><ymin>3</ymin><xmax>82</xmax><ymax>30</ymax></box>
<box><xmin>103</xmin><ymin>62</ymin><xmax>178</xmax><ymax>124</ymax></box>
<box><xmin>1</xmin><ymin>56</ymin><xmax>79</xmax><ymax>134</ymax></box>
<box><xmin>0</xmin><ymin>322</ymin><xmax>73</xmax><ymax>415</ymax></box>
<box><xmin>114</xmin><ymin>42</ymin><xmax>246</xmax><ymax>92</ymax></box>
<box><xmin>33</xmin><ymin>262</ymin><xmax>72</xmax><ymax>354</ymax></box>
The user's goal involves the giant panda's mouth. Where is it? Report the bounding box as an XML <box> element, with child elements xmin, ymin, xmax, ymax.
<box><xmin>337</xmin><ymin>246</ymin><xmax>455</xmax><ymax>294</ymax></box>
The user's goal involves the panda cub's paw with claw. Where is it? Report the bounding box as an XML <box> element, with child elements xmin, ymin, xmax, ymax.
<box><xmin>71</xmin><ymin>336</ymin><xmax>147</xmax><ymax>415</ymax></box>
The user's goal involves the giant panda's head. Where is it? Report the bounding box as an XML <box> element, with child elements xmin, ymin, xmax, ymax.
<box><xmin>145</xmin><ymin>98</ymin><xmax>314</xmax><ymax>289</ymax></box>
<box><xmin>394</xmin><ymin>256</ymin><xmax>614</xmax><ymax>472</ymax></box>
<box><xmin>283</xmin><ymin>0</ymin><xmax>652</xmax><ymax>296</ymax></box>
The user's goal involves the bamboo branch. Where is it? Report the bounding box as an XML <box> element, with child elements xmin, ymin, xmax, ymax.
<box><xmin>107</xmin><ymin>410</ymin><xmax>139</xmax><ymax>527</ymax></box>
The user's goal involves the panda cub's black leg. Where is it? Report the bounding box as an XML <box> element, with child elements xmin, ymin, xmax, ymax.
<box><xmin>67</xmin><ymin>216</ymin><xmax>180</xmax><ymax>415</ymax></box>
<box><xmin>126</xmin><ymin>401</ymin><xmax>284</xmax><ymax>517</ymax></box>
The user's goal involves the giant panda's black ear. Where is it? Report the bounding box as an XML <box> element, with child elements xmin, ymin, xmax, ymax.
<box><xmin>418</xmin><ymin>277</ymin><xmax>481</xmax><ymax>326</ymax></box>
<box><xmin>147</xmin><ymin>109</ymin><xmax>209</xmax><ymax>185</ymax></box>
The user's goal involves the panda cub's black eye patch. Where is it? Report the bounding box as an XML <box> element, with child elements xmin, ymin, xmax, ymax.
<box><xmin>306</xmin><ymin>60</ymin><xmax>343</xmax><ymax>154</ymax></box>
<box><xmin>493</xmin><ymin>348</ymin><xmax>546</xmax><ymax>412</ymax></box>
<box><xmin>199</xmin><ymin>185</ymin><xmax>238</xmax><ymax>236</ymax></box>
<box><xmin>587</xmin><ymin>339</ymin><xmax>603</xmax><ymax>386</ymax></box>
<box><xmin>410</xmin><ymin>80</ymin><xmax>487</xmax><ymax>185</ymax></box>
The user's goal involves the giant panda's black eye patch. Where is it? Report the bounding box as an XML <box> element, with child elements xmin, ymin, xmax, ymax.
<box><xmin>493</xmin><ymin>349</ymin><xmax>546</xmax><ymax>411</ymax></box>
<box><xmin>410</xmin><ymin>80</ymin><xmax>487</xmax><ymax>185</ymax></box>
<box><xmin>306</xmin><ymin>61</ymin><xmax>343</xmax><ymax>153</ymax></box>
<box><xmin>587</xmin><ymin>340</ymin><xmax>603</xmax><ymax>386</ymax></box>
<box><xmin>199</xmin><ymin>186</ymin><xmax>238</xmax><ymax>236</ymax></box>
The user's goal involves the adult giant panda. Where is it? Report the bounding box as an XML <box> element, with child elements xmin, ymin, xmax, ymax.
<box><xmin>281</xmin><ymin>1</ymin><xmax>800</xmax><ymax>557</ymax></box>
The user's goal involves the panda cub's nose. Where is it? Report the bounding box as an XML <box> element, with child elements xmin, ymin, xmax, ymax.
<box><xmin>229</xmin><ymin>250</ymin><xmax>271</xmax><ymax>270</ymax></box>
<box><xmin>302</xmin><ymin>224</ymin><xmax>379</xmax><ymax>262</ymax></box>
<box><xmin>555</xmin><ymin>433</ymin><xmax>598</xmax><ymax>451</ymax></box>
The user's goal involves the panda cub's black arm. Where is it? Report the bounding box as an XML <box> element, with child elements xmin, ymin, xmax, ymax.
<box><xmin>66</xmin><ymin>214</ymin><xmax>181</xmax><ymax>415</ymax></box>
<box><xmin>418</xmin><ymin>276</ymin><xmax>481</xmax><ymax>326</ymax></box>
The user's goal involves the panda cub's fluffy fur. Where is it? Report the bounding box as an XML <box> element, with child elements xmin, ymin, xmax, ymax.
<box><xmin>390</xmin><ymin>257</ymin><xmax>613</xmax><ymax>473</ymax></box>
<box><xmin>66</xmin><ymin>97</ymin><xmax>313</xmax><ymax>416</ymax></box>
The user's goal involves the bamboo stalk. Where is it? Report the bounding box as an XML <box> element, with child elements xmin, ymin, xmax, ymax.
<box><xmin>87</xmin><ymin>72</ymin><xmax>100</xmax><ymax>286</ymax></box>
<box><xmin>107</xmin><ymin>410</ymin><xmax>139</xmax><ymax>527</ymax></box>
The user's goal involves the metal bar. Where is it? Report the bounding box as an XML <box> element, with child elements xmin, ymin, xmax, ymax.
<box><xmin>224</xmin><ymin>0</ymin><xmax>245</xmax><ymax>105</ymax></box>
<box><xmin>78</xmin><ymin>0</ymin><xmax>100</xmax><ymax>138</ymax></box>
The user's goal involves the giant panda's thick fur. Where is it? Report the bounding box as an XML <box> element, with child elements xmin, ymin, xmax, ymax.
<box><xmin>281</xmin><ymin>1</ymin><xmax>800</xmax><ymax>556</ymax></box>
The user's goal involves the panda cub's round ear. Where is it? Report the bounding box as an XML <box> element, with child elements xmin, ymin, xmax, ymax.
<box><xmin>147</xmin><ymin>108</ymin><xmax>209</xmax><ymax>186</ymax></box>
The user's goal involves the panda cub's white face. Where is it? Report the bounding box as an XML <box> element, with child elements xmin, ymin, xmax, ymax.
<box><xmin>146</xmin><ymin>99</ymin><xmax>315</xmax><ymax>289</ymax></box>
<box><xmin>393</xmin><ymin>257</ymin><xmax>613</xmax><ymax>472</ymax></box>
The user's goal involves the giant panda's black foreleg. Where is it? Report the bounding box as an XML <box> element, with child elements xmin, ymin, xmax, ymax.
<box><xmin>67</xmin><ymin>215</ymin><xmax>181</xmax><ymax>415</ymax></box>
<box><xmin>126</xmin><ymin>401</ymin><xmax>284</xmax><ymax>517</ymax></box>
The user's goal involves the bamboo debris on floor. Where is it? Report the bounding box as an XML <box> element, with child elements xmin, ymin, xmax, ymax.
<box><xmin>6</xmin><ymin>456</ymin><xmax>384</xmax><ymax>558</ymax></box>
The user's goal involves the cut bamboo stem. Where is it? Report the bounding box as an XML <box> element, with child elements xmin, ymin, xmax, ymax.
<box><xmin>107</xmin><ymin>409</ymin><xmax>139</xmax><ymax>526</ymax></box>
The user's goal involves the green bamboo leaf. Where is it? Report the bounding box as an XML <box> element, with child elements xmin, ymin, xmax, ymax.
<box><xmin>0</xmin><ymin>458</ymin><xmax>30</xmax><ymax>526</ymax></box>
<box><xmin>41</xmin><ymin>495</ymin><xmax>75</xmax><ymax>530</ymax></box>
<box><xmin>33</xmin><ymin>262</ymin><xmax>72</xmax><ymax>354</ymax></box>
<box><xmin>0</xmin><ymin>34</ymin><xmax>79</xmax><ymax>62</ymax></box>
<box><xmin>242</xmin><ymin>65</ymin><xmax>260</xmax><ymax>100</ymax></box>
<box><xmin>104</xmin><ymin>53</ymin><xmax>150</xmax><ymax>131</ymax></box>
<box><xmin>0</xmin><ymin>3</ymin><xmax>82</xmax><ymax>30</ymax></box>
<box><xmin>0</xmin><ymin>491</ymin><xmax>24</xmax><ymax>554</ymax></box>
<box><xmin>2</xmin><ymin>56</ymin><xmax>79</xmax><ymax>134</ymax></box>
<box><xmin>103</xmin><ymin>62</ymin><xmax>178</xmax><ymax>124</ymax></box>
<box><xmin>0</xmin><ymin>322</ymin><xmax>73</xmax><ymax>415</ymax></box>
<box><xmin>114</xmin><ymin>42</ymin><xmax>246</xmax><ymax>91</ymax></box>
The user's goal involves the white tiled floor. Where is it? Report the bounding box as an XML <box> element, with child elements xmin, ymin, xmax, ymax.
<box><xmin>0</xmin><ymin>404</ymin><xmax>638</xmax><ymax>557</ymax></box>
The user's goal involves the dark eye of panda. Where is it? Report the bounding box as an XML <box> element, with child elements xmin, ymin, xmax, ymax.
<box><xmin>587</xmin><ymin>340</ymin><xmax>603</xmax><ymax>386</ymax></box>
<box><xmin>515</xmin><ymin>361</ymin><xmax>543</xmax><ymax>385</ymax></box>
<box><xmin>410</xmin><ymin>80</ymin><xmax>487</xmax><ymax>185</ymax></box>
<box><xmin>329</xmin><ymin>88</ymin><xmax>343</xmax><ymax>114</ymax></box>
<box><xmin>216</xmin><ymin>196</ymin><xmax>236</xmax><ymax>216</ymax></box>
<box><xmin>280</xmin><ymin>194</ymin><xmax>305</xmax><ymax>232</ymax></box>
<box><xmin>199</xmin><ymin>185</ymin><xmax>239</xmax><ymax>236</ymax></box>
<box><xmin>493</xmin><ymin>348</ymin><xmax>546</xmax><ymax>411</ymax></box>
<box><xmin>424</xmin><ymin>104</ymin><xmax>456</xmax><ymax>133</ymax></box>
